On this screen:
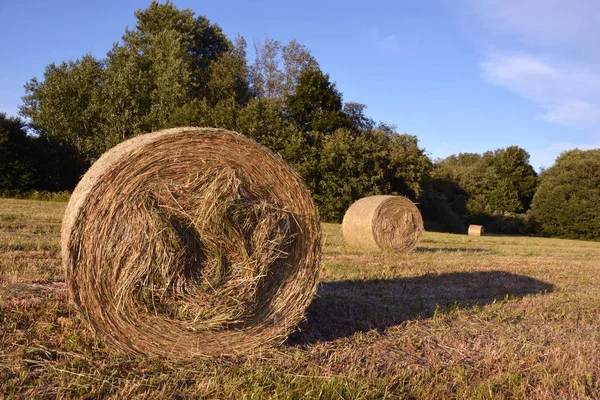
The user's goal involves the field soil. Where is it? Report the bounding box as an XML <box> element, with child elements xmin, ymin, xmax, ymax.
<box><xmin>1</xmin><ymin>198</ymin><xmax>600</xmax><ymax>399</ymax></box>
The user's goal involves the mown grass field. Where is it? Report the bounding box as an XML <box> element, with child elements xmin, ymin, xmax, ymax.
<box><xmin>1</xmin><ymin>197</ymin><xmax>600</xmax><ymax>399</ymax></box>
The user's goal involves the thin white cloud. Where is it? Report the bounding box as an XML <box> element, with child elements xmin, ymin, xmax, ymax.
<box><xmin>481</xmin><ymin>53</ymin><xmax>562</xmax><ymax>100</ymax></box>
<box><xmin>549</xmin><ymin>142</ymin><xmax>600</xmax><ymax>153</ymax></box>
<box><xmin>469</xmin><ymin>0</ymin><xmax>600</xmax><ymax>128</ymax></box>
<box><xmin>540</xmin><ymin>101</ymin><xmax>600</xmax><ymax>126</ymax></box>
<box><xmin>469</xmin><ymin>0</ymin><xmax>600</xmax><ymax>55</ymax></box>
<box><xmin>369</xmin><ymin>29</ymin><xmax>401</xmax><ymax>53</ymax></box>
<box><xmin>481</xmin><ymin>52</ymin><xmax>600</xmax><ymax>126</ymax></box>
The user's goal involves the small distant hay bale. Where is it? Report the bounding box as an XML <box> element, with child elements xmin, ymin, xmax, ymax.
<box><xmin>468</xmin><ymin>225</ymin><xmax>485</xmax><ymax>236</ymax></box>
<box><xmin>61</xmin><ymin>127</ymin><xmax>322</xmax><ymax>358</ymax></box>
<box><xmin>341</xmin><ymin>195</ymin><xmax>423</xmax><ymax>252</ymax></box>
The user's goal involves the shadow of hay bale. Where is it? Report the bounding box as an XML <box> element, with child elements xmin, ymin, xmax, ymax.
<box><xmin>287</xmin><ymin>271</ymin><xmax>553</xmax><ymax>345</ymax></box>
<box><xmin>0</xmin><ymin>282</ymin><xmax>67</xmax><ymax>300</ymax></box>
<box><xmin>415</xmin><ymin>247</ymin><xmax>490</xmax><ymax>253</ymax></box>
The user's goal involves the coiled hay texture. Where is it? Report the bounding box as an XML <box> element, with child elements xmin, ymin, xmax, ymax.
<box><xmin>468</xmin><ymin>225</ymin><xmax>485</xmax><ymax>236</ymax></box>
<box><xmin>61</xmin><ymin>127</ymin><xmax>322</xmax><ymax>357</ymax></box>
<box><xmin>342</xmin><ymin>195</ymin><xmax>423</xmax><ymax>252</ymax></box>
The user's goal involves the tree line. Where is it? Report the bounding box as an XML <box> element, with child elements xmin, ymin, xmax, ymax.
<box><xmin>1</xmin><ymin>1</ymin><xmax>598</xmax><ymax>239</ymax></box>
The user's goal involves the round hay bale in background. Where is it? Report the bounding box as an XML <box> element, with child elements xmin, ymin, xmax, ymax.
<box><xmin>468</xmin><ymin>225</ymin><xmax>485</xmax><ymax>236</ymax></box>
<box><xmin>61</xmin><ymin>127</ymin><xmax>322</xmax><ymax>357</ymax></box>
<box><xmin>341</xmin><ymin>195</ymin><xmax>423</xmax><ymax>252</ymax></box>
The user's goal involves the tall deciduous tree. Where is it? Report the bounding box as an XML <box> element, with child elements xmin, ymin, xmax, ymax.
<box><xmin>491</xmin><ymin>146</ymin><xmax>538</xmax><ymax>211</ymax></box>
<box><xmin>250</xmin><ymin>37</ymin><xmax>317</xmax><ymax>101</ymax></box>
<box><xmin>20</xmin><ymin>55</ymin><xmax>105</xmax><ymax>160</ymax></box>
<box><xmin>285</xmin><ymin>68</ymin><xmax>350</xmax><ymax>134</ymax></box>
<box><xmin>251</xmin><ymin>37</ymin><xmax>284</xmax><ymax>100</ymax></box>
<box><xmin>21</xmin><ymin>1</ymin><xmax>232</xmax><ymax>162</ymax></box>
<box><xmin>281</xmin><ymin>39</ymin><xmax>318</xmax><ymax>99</ymax></box>
<box><xmin>132</xmin><ymin>0</ymin><xmax>229</xmax><ymax>98</ymax></box>
<box><xmin>15</xmin><ymin>1</ymin><xmax>446</xmax><ymax>230</ymax></box>
<box><xmin>102</xmin><ymin>0</ymin><xmax>230</xmax><ymax>136</ymax></box>
<box><xmin>206</xmin><ymin>35</ymin><xmax>251</xmax><ymax>106</ymax></box>
<box><xmin>343</xmin><ymin>102</ymin><xmax>375</xmax><ymax>133</ymax></box>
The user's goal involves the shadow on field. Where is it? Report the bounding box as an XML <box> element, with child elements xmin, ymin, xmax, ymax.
<box><xmin>416</xmin><ymin>247</ymin><xmax>490</xmax><ymax>253</ymax></box>
<box><xmin>0</xmin><ymin>282</ymin><xmax>66</xmax><ymax>300</ymax></box>
<box><xmin>287</xmin><ymin>271</ymin><xmax>553</xmax><ymax>345</ymax></box>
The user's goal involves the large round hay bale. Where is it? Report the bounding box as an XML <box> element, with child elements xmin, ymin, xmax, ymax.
<box><xmin>468</xmin><ymin>225</ymin><xmax>484</xmax><ymax>236</ymax></box>
<box><xmin>61</xmin><ymin>127</ymin><xmax>322</xmax><ymax>357</ymax></box>
<box><xmin>341</xmin><ymin>195</ymin><xmax>423</xmax><ymax>252</ymax></box>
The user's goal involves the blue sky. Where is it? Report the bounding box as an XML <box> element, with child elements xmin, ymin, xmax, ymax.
<box><xmin>1</xmin><ymin>0</ymin><xmax>599</xmax><ymax>171</ymax></box>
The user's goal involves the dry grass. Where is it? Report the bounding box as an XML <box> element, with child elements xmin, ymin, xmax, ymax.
<box><xmin>2</xmin><ymin>198</ymin><xmax>600</xmax><ymax>398</ymax></box>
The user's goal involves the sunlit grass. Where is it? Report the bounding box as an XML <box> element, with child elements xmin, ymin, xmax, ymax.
<box><xmin>1</xmin><ymin>199</ymin><xmax>600</xmax><ymax>398</ymax></box>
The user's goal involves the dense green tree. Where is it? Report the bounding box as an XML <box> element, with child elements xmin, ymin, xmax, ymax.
<box><xmin>236</xmin><ymin>98</ymin><xmax>286</xmax><ymax>148</ymax></box>
<box><xmin>427</xmin><ymin>158</ymin><xmax>468</xmax><ymax>218</ymax></box>
<box><xmin>530</xmin><ymin>149</ymin><xmax>600</xmax><ymax>239</ymax></box>
<box><xmin>15</xmin><ymin>1</ymin><xmax>448</xmax><ymax>231</ymax></box>
<box><xmin>21</xmin><ymin>1</ymin><xmax>231</xmax><ymax>160</ymax></box>
<box><xmin>434</xmin><ymin>146</ymin><xmax>537</xmax><ymax>216</ymax></box>
<box><xmin>343</xmin><ymin>102</ymin><xmax>375</xmax><ymax>133</ymax></box>
<box><xmin>462</xmin><ymin>157</ymin><xmax>499</xmax><ymax>215</ymax></box>
<box><xmin>101</xmin><ymin>42</ymin><xmax>152</xmax><ymax>144</ymax></box>
<box><xmin>32</xmin><ymin>135</ymin><xmax>85</xmax><ymax>191</ymax></box>
<box><xmin>206</xmin><ymin>35</ymin><xmax>251</xmax><ymax>106</ymax></box>
<box><xmin>491</xmin><ymin>146</ymin><xmax>538</xmax><ymax>211</ymax></box>
<box><xmin>487</xmin><ymin>178</ymin><xmax>522</xmax><ymax>214</ymax></box>
<box><xmin>275</xmin><ymin>128</ymin><xmax>323</xmax><ymax>200</ymax></box>
<box><xmin>285</xmin><ymin>68</ymin><xmax>350</xmax><ymax>134</ymax></box>
<box><xmin>102</xmin><ymin>1</ymin><xmax>230</xmax><ymax>136</ymax></box>
<box><xmin>316</xmin><ymin>128</ymin><xmax>387</xmax><ymax>220</ymax></box>
<box><xmin>20</xmin><ymin>55</ymin><xmax>105</xmax><ymax>161</ymax></box>
<box><xmin>132</xmin><ymin>0</ymin><xmax>229</xmax><ymax>98</ymax></box>
<box><xmin>0</xmin><ymin>114</ymin><xmax>37</xmax><ymax>190</ymax></box>
<box><xmin>0</xmin><ymin>113</ymin><xmax>84</xmax><ymax>192</ymax></box>
<box><xmin>314</xmin><ymin>128</ymin><xmax>431</xmax><ymax>222</ymax></box>
<box><xmin>185</xmin><ymin>35</ymin><xmax>252</xmax><ymax>131</ymax></box>
<box><xmin>418</xmin><ymin>181</ymin><xmax>466</xmax><ymax>233</ymax></box>
<box><xmin>385</xmin><ymin>132</ymin><xmax>432</xmax><ymax>198</ymax></box>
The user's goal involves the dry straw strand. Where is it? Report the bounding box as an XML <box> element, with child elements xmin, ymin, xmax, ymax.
<box><xmin>61</xmin><ymin>127</ymin><xmax>322</xmax><ymax>357</ymax></box>
<box><xmin>341</xmin><ymin>195</ymin><xmax>423</xmax><ymax>252</ymax></box>
<box><xmin>468</xmin><ymin>225</ymin><xmax>485</xmax><ymax>236</ymax></box>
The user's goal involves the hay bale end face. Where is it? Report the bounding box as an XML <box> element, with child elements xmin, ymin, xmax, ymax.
<box><xmin>61</xmin><ymin>127</ymin><xmax>322</xmax><ymax>357</ymax></box>
<box><xmin>468</xmin><ymin>225</ymin><xmax>485</xmax><ymax>236</ymax></box>
<box><xmin>341</xmin><ymin>195</ymin><xmax>424</xmax><ymax>252</ymax></box>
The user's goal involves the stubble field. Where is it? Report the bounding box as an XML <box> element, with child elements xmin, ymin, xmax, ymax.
<box><xmin>1</xmin><ymin>198</ymin><xmax>600</xmax><ymax>399</ymax></box>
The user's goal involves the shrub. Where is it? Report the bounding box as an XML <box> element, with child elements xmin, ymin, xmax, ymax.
<box><xmin>530</xmin><ymin>149</ymin><xmax>600</xmax><ymax>240</ymax></box>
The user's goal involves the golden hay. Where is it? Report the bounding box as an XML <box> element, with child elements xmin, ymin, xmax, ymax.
<box><xmin>468</xmin><ymin>225</ymin><xmax>485</xmax><ymax>236</ymax></box>
<box><xmin>61</xmin><ymin>127</ymin><xmax>322</xmax><ymax>357</ymax></box>
<box><xmin>341</xmin><ymin>195</ymin><xmax>423</xmax><ymax>252</ymax></box>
